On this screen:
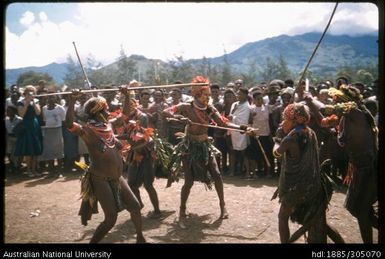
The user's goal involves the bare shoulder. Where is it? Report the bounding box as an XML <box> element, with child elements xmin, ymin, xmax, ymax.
<box><xmin>176</xmin><ymin>102</ymin><xmax>191</xmax><ymax>113</ymax></box>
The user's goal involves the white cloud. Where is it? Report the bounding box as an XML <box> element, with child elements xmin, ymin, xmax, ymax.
<box><xmin>19</xmin><ymin>11</ymin><xmax>35</xmax><ymax>27</ymax></box>
<box><xmin>329</xmin><ymin>3</ymin><xmax>378</xmax><ymax>35</ymax></box>
<box><xmin>39</xmin><ymin>11</ymin><xmax>48</xmax><ymax>22</ymax></box>
<box><xmin>6</xmin><ymin>2</ymin><xmax>378</xmax><ymax>69</ymax></box>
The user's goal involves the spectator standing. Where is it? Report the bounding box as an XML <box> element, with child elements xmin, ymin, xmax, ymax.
<box><xmin>39</xmin><ymin>95</ymin><xmax>66</xmax><ymax>174</ymax></box>
<box><xmin>14</xmin><ymin>85</ymin><xmax>43</xmax><ymax>177</ymax></box>
<box><xmin>5</xmin><ymin>106</ymin><xmax>23</xmax><ymax>173</ymax></box>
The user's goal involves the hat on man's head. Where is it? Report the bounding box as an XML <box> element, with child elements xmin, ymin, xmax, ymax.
<box><xmin>269</xmin><ymin>79</ymin><xmax>285</xmax><ymax>89</ymax></box>
<box><xmin>252</xmin><ymin>88</ymin><xmax>264</xmax><ymax>98</ymax></box>
<box><xmin>249</xmin><ymin>86</ymin><xmax>264</xmax><ymax>94</ymax></box>
<box><xmin>280</xmin><ymin>87</ymin><xmax>295</xmax><ymax>96</ymax></box>
<box><xmin>266</xmin><ymin>84</ymin><xmax>281</xmax><ymax>95</ymax></box>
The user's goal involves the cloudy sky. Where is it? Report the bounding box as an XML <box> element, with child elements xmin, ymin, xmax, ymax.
<box><xmin>5</xmin><ymin>2</ymin><xmax>378</xmax><ymax>69</ymax></box>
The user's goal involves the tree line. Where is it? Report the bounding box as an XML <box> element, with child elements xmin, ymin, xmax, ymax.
<box><xmin>15</xmin><ymin>48</ymin><xmax>378</xmax><ymax>90</ymax></box>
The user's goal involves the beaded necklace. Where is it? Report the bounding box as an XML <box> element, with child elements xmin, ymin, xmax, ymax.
<box><xmin>87</xmin><ymin>120</ymin><xmax>117</xmax><ymax>149</ymax></box>
<box><xmin>192</xmin><ymin>102</ymin><xmax>210</xmax><ymax>125</ymax></box>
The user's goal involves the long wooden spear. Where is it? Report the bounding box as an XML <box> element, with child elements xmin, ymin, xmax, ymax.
<box><xmin>190</xmin><ymin>121</ymin><xmax>252</xmax><ymax>133</ymax></box>
<box><xmin>73</xmin><ymin>41</ymin><xmax>91</xmax><ymax>89</ymax></box>
<box><xmin>34</xmin><ymin>82</ymin><xmax>208</xmax><ymax>97</ymax></box>
<box><xmin>166</xmin><ymin>118</ymin><xmax>253</xmax><ymax>133</ymax></box>
<box><xmin>296</xmin><ymin>3</ymin><xmax>338</xmax><ymax>88</ymax></box>
<box><xmin>255</xmin><ymin>135</ymin><xmax>271</xmax><ymax>168</ymax></box>
<box><xmin>167</xmin><ymin>117</ymin><xmax>271</xmax><ymax>167</ymax></box>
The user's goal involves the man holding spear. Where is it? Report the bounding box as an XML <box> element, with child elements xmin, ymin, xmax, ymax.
<box><xmin>162</xmin><ymin>76</ymin><xmax>255</xmax><ymax>220</ymax></box>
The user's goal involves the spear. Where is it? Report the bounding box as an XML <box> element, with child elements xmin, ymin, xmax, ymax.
<box><xmin>187</xmin><ymin>120</ymin><xmax>270</xmax><ymax>167</ymax></box>
<box><xmin>254</xmin><ymin>135</ymin><xmax>271</xmax><ymax>168</ymax></box>
<box><xmin>167</xmin><ymin>117</ymin><xmax>270</xmax><ymax>167</ymax></box>
<box><xmin>73</xmin><ymin>41</ymin><xmax>91</xmax><ymax>89</ymax></box>
<box><xmin>296</xmin><ymin>3</ymin><xmax>338</xmax><ymax>89</ymax></box>
<box><xmin>190</xmin><ymin>121</ymin><xmax>253</xmax><ymax>133</ymax></box>
<box><xmin>166</xmin><ymin>118</ymin><xmax>256</xmax><ymax>133</ymax></box>
<box><xmin>34</xmin><ymin>82</ymin><xmax>208</xmax><ymax>97</ymax></box>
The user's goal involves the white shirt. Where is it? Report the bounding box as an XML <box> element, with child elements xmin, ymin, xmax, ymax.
<box><xmin>250</xmin><ymin>104</ymin><xmax>270</xmax><ymax>136</ymax></box>
<box><xmin>5</xmin><ymin>115</ymin><xmax>22</xmax><ymax>134</ymax></box>
<box><xmin>229</xmin><ymin>101</ymin><xmax>251</xmax><ymax>150</ymax></box>
<box><xmin>42</xmin><ymin>104</ymin><xmax>66</xmax><ymax>128</ymax></box>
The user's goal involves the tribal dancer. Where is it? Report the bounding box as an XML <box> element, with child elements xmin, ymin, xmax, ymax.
<box><xmin>163</xmin><ymin>76</ymin><xmax>254</xmax><ymax>220</ymax></box>
<box><xmin>321</xmin><ymin>85</ymin><xmax>378</xmax><ymax>243</ymax></box>
<box><xmin>65</xmin><ymin>90</ymin><xmax>146</xmax><ymax>243</ymax></box>
<box><xmin>272</xmin><ymin>103</ymin><xmax>337</xmax><ymax>243</ymax></box>
<box><xmin>114</xmin><ymin>87</ymin><xmax>162</xmax><ymax>219</ymax></box>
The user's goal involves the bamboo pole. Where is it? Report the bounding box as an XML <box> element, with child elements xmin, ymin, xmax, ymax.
<box><xmin>255</xmin><ymin>136</ymin><xmax>271</xmax><ymax>168</ymax></box>
<box><xmin>73</xmin><ymin>42</ymin><xmax>91</xmax><ymax>89</ymax></box>
<box><xmin>190</xmin><ymin>121</ymin><xmax>252</xmax><ymax>133</ymax></box>
<box><xmin>296</xmin><ymin>3</ymin><xmax>338</xmax><ymax>89</ymax></box>
<box><xmin>166</xmin><ymin>118</ymin><xmax>257</xmax><ymax>133</ymax></box>
<box><xmin>34</xmin><ymin>82</ymin><xmax>208</xmax><ymax>97</ymax></box>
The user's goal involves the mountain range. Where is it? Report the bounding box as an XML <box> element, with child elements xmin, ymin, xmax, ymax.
<box><xmin>5</xmin><ymin>32</ymin><xmax>378</xmax><ymax>87</ymax></box>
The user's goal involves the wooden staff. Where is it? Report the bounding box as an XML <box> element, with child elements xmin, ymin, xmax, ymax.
<box><xmin>34</xmin><ymin>82</ymin><xmax>208</xmax><ymax>97</ymax></box>
<box><xmin>190</xmin><ymin>121</ymin><xmax>252</xmax><ymax>133</ymax></box>
<box><xmin>254</xmin><ymin>136</ymin><xmax>271</xmax><ymax>168</ymax></box>
<box><xmin>73</xmin><ymin>42</ymin><xmax>91</xmax><ymax>89</ymax></box>
<box><xmin>166</xmin><ymin>118</ymin><xmax>254</xmax><ymax>133</ymax></box>
<box><xmin>296</xmin><ymin>2</ymin><xmax>338</xmax><ymax>90</ymax></box>
<box><xmin>169</xmin><ymin>117</ymin><xmax>271</xmax><ymax>167</ymax></box>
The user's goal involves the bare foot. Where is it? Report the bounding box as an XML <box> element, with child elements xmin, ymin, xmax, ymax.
<box><xmin>220</xmin><ymin>207</ymin><xmax>229</xmax><ymax>219</ymax></box>
<box><xmin>179</xmin><ymin>208</ymin><xmax>188</xmax><ymax>218</ymax></box>
<box><xmin>148</xmin><ymin>210</ymin><xmax>162</xmax><ymax>219</ymax></box>
<box><xmin>177</xmin><ymin>217</ymin><xmax>187</xmax><ymax>229</ymax></box>
<box><xmin>136</xmin><ymin>234</ymin><xmax>146</xmax><ymax>243</ymax></box>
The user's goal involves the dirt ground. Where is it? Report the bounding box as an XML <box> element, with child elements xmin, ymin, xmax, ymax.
<box><xmin>3</xmin><ymin>168</ymin><xmax>378</xmax><ymax>244</ymax></box>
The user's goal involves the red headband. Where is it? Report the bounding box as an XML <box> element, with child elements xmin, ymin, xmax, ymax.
<box><xmin>191</xmin><ymin>76</ymin><xmax>210</xmax><ymax>96</ymax></box>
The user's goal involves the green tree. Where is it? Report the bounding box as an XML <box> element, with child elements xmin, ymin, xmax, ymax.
<box><xmin>260</xmin><ymin>57</ymin><xmax>279</xmax><ymax>83</ymax></box>
<box><xmin>63</xmin><ymin>55</ymin><xmax>85</xmax><ymax>89</ymax></box>
<box><xmin>336</xmin><ymin>63</ymin><xmax>354</xmax><ymax>83</ymax></box>
<box><xmin>355</xmin><ymin>69</ymin><xmax>374</xmax><ymax>85</ymax></box>
<box><xmin>89</xmin><ymin>67</ymin><xmax>110</xmax><ymax>86</ymax></box>
<box><xmin>168</xmin><ymin>55</ymin><xmax>196</xmax><ymax>83</ymax></box>
<box><xmin>276</xmin><ymin>54</ymin><xmax>292</xmax><ymax>80</ymax></box>
<box><xmin>16</xmin><ymin>71</ymin><xmax>54</xmax><ymax>87</ymax></box>
<box><xmin>115</xmin><ymin>45</ymin><xmax>137</xmax><ymax>85</ymax></box>
<box><xmin>86</xmin><ymin>54</ymin><xmax>109</xmax><ymax>86</ymax></box>
<box><xmin>297</xmin><ymin>68</ymin><xmax>321</xmax><ymax>86</ymax></box>
<box><xmin>208</xmin><ymin>66</ymin><xmax>222</xmax><ymax>85</ymax></box>
<box><xmin>239</xmin><ymin>58</ymin><xmax>258</xmax><ymax>88</ymax></box>
<box><xmin>221</xmin><ymin>49</ymin><xmax>232</xmax><ymax>86</ymax></box>
<box><xmin>197</xmin><ymin>56</ymin><xmax>209</xmax><ymax>78</ymax></box>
